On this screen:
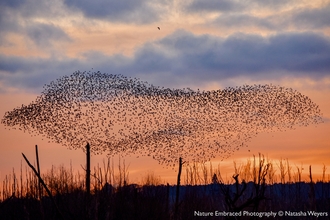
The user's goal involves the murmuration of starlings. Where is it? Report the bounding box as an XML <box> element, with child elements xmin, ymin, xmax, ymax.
<box><xmin>1</xmin><ymin>71</ymin><xmax>323</xmax><ymax>167</ymax></box>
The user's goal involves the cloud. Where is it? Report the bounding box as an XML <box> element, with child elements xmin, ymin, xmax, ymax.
<box><xmin>212</xmin><ymin>14</ymin><xmax>273</xmax><ymax>30</ymax></box>
<box><xmin>291</xmin><ymin>4</ymin><xmax>330</xmax><ymax>29</ymax></box>
<box><xmin>26</xmin><ymin>22</ymin><xmax>71</xmax><ymax>47</ymax></box>
<box><xmin>63</xmin><ymin>0</ymin><xmax>168</xmax><ymax>24</ymax></box>
<box><xmin>189</xmin><ymin>1</ymin><xmax>330</xmax><ymax>31</ymax></box>
<box><xmin>186</xmin><ymin>0</ymin><xmax>245</xmax><ymax>13</ymax></box>
<box><xmin>0</xmin><ymin>0</ymin><xmax>27</xmax><ymax>9</ymax></box>
<box><xmin>0</xmin><ymin>0</ymin><xmax>66</xmax><ymax>19</ymax></box>
<box><xmin>186</xmin><ymin>0</ymin><xmax>297</xmax><ymax>14</ymax></box>
<box><xmin>250</xmin><ymin>0</ymin><xmax>297</xmax><ymax>9</ymax></box>
<box><xmin>0</xmin><ymin>1</ymin><xmax>23</xmax><ymax>44</ymax></box>
<box><xmin>1</xmin><ymin>30</ymin><xmax>330</xmax><ymax>92</ymax></box>
<box><xmin>0</xmin><ymin>55</ymin><xmax>81</xmax><ymax>92</ymax></box>
<box><xmin>0</xmin><ymin>0</ymin><xmax>70</xmax><ymax>46</ymax></box>
<box><xmin>140</xmin><ymin>30</ymin><xmax>330</xmax><ymax>79</ymax></box>
<box><xmin>0</xmin><ymin>18</ymin><xmax>71</xmax><ymax>48</ymax></box>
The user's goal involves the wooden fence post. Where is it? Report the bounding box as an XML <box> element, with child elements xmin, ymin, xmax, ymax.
<box><xmin>86</xmin><ymin>143</ymin><xmax>91</xmax><ymax>196</ymax></box>
<box><xmin>174</xmin><ymin>157</ymin><xmax>184</xmax><ymax>219</ymax></box>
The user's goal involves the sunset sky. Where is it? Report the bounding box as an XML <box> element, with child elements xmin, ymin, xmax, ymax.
<box><xmin>0</xmin><ymin>0</ymin><xmax>329</xmax><ymax>184</ymax></box>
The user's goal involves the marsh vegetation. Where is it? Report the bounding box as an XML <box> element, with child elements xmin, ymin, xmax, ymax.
<box><xmin>1</xmin><ymin>154</ymin><xmax>329</xmax><ymax>220</ymax></box>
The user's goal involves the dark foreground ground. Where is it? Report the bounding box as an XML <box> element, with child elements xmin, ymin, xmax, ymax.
<box><xmin>0</xmin><ymin>182</ymin><xmax>329</xmax><ymax>220</ymax></box>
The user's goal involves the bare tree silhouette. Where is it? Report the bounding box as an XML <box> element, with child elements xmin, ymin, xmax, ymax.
<box><xmin>1</xmin><ymin>71</ymin><xmax>323</xmax><ymax>166</ymax></box>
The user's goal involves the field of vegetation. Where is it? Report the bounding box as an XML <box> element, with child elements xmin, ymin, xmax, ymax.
<box><xmin>1</xmin><ymin>153</ymin><xmax>329</xmax><ymax>220</ymax></box>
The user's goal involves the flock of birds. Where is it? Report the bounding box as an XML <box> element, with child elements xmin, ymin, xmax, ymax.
<box><xmin>1</xmin><ymin>71</ymin><xmax>323</xmax><ymax>167</ymax></box>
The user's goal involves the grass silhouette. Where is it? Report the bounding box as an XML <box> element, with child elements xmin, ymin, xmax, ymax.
<box><xmin>0</xmin><ymin>152</ymin><xmax>329</xmax><ymax>219</ymax></box>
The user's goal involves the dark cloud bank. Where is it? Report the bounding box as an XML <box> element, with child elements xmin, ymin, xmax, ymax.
<box><xmin>1</xmin><ymin>30</ymin><xmax>330</xmax><ymax>92</ymax></box>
